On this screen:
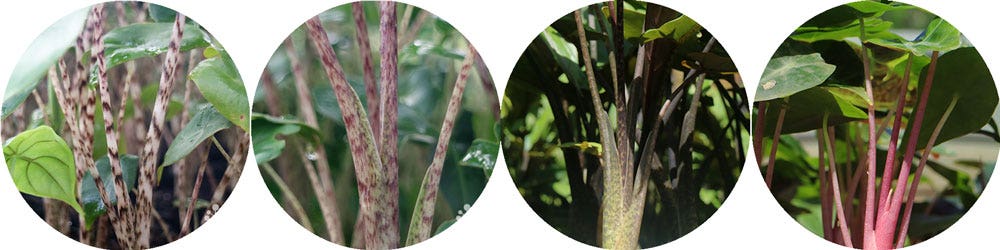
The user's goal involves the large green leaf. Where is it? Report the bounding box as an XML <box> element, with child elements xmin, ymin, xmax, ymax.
<box><xmin>101</xmin><ymin>23</ymin><xmax>210</xmax><ymax>70</ymax></box>
<box><xmin>763</xmin><ymin>87</ymin><xmax>868</xmax><ymax>134</ymax></box>
<box><xmin>250</xmin><ymin>113</ymin><xmax>320</xmax><ymax>165</ymax></box>
<box><xmin>640</xmin><ymin>15</ymin><xmax>700</xmax><ymax>44</ymax></box>
<box><xmin>3</xmin><ymin>126</ymin><xmax>81</xmax><ymax>214</ymax></box>
<box><xmin>189</xmin><ymin>56</ymin><xmax>249</xmax><ymax>131</ymax></box>
<box><xmin>161</xmin><ymin>105</ymin><xmax>233</xmax><ymax>168</ymax></box>
<box><xmin>80</xmin><ymin>154</ymin><xmax>138</xmax><ymax>229</ymax></box>
<box><xmin>2</xmin><ymin>8</ymin><xmax>88</xmax><ymax>118</ymax></box>
<box><xmin>792</xmin><ymin>17</ymin><xmax>899</xmax><ymax>43</ymax></box>
<box><xmin>868</xmin><ymin>18</ymin><xmax>961</xmax><ymax>55</ymax></box>
<box><xmin>799</xmin><ymin>1</ymin><xmax>894</xmax><ymax>30</ymax></box>
<box><xmin>756</xmin><ymin>53</ymin><xmax>836</xmax><ymax>102</ymax></box>
<box><xmin>909</xmin><ymin>48</ymin><xmax>997</xmax><ymax>148</ymax></box>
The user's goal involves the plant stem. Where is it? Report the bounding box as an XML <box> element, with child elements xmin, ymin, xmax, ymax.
<box><xmin>574</xmin><ymin>9</ymin><xmax>630</xmax><ymax>249</ymax></box>
<box><xmin>823</xmin><ymin>115</ymin><xmax>853</xmax><ymax>247</ymax></box>
<box><xmin>877</xmin><ymin>55</ymin><xmax>912</xmax><ymax>214</ymax></box>
<box><xmin>209</xmin><ymin>133</ymin><xmax>249</xmax><ymax>204</ymax></box>
<box><xmin>876</xmin><ymin>51</ymin><xmax>939</xmax><ymax>249</ymax></box>
<box><xmin>406</xmin><ymin>45</ymin><xmax>477</xmax><ymax>245</ymax></box>
<box><xmin>285</xmin><ymin>37</ymin><xmax>344</xmax><ymax>244</ymax></box>
<box><xmin>378</xmin><ymin>2</ymin><xmax>401</xmax><ymax>247</ymax></box>
<box><xmin>765</xmin><ymin>101</ymin><xmax>787</xmax><ymax>189</ymax></box>
<box><xmin>262</xmin><ymin>163</ymin><xmax>313</xmax><ymax>232</ymax></box>
<box><xmin>472</xmin><ymin>53</ymin><xmax>499</xmax><ymax>119</ymax></box>
<box><xmin>136</xmin><ymin>13</ymin><xmax>186</xmax><ymax>248</ymax></box>
<box><xmin>306</xmin><ymin>16</ymin><xmax>391</xmax><ymax>249</ymax></box>
<box><xmin>352</xmin><ymin>3</ymin><xmax>380</xmax><ymax>139</ymax></box>
<box><xmin>895</xmin><ymin>95</ymin><xmax>957</xmax><ymax>248</ymax></box>
<box><xmin>179</xmin><ymin>143</ymin><xmax>211</xmax><ymax>236</ymax></box>
<box><xmin>858</xmin><ymin>16</ymin><xmax>879</xmax><ymax>250</ymax></box>
<box><xmin>753</xmin><ymin>102</ymin><xmax>768</xmax><ymax>164</ymax></box>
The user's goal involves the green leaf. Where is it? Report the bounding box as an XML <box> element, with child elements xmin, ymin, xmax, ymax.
<box><xmin>868</xmin><ymin>18</ymin><xmax>961</xmax><ymax>55</ymax></box>
<box><xmin>147</xmin><ymin>4</ymin><xmax>178</xmax><ymax>23</ymax></box>
<box><xmin>640</xmin><ymin>15</ymin><xmax>700</xmax><ymax>44</ymax></box>
<box><xmin>2</xmin><ymin>8</ymin><xmax>88</xmax><ymax>118</ymax></box>
<box><xmin>822</xmin><ymin>85</ymin><xmax>871</xmax><ymax>107</ymax></box>
<box><xmin>250</xmin><ymin>113</ymin><xmax>320</xmax><ymax>165</ymax></box>
<box><xmin>756</xmin><ymin>53</ymin><xmax>836</xmax><ymax>102</ymax></box>
<box><xmin>161</xmin><ymin>105</ymin><xmax>233</xmax><ymax>168</ymax></box>
<box><xmin>539</xmin><ymin>27</ymin><xmax>586</xmax><ymax>88</ymax></box>
<box><xmin>189</xmin><ymin>56</ymin><xmax>249</xmax><ymax>131</ymax></box>
<box><xmin>763</xmin><ymin>88</ymin><xmax>868</xmax><ymax>134</ymax></box>
<box><xmin>910</xmin><ymin>48</ymin><xmax>997</xmax><ymax>148</ymax></box>
<box><xmin>792</xmin><ymin>17</ymin><xmax>899</xmax><ymax>43</ymax></box>
<box><xmin>459</xmin><ymin>139</ymin><xmax>499</xmax><ymax>173</ymax></box>
<box><xmin>101</xmin><ymin>23</ymin><xmax>210</xmax><ymax>70</ymax></box>
<box><xmin>3</xmin><ymin>126</ymin><xmax>82</xmax><ymax>214</ymax></box>
<box><xmin>81</xmin><ymin>154</ymin><xmax>138</xmax><ymax>229</ymax></box>
<box><xmin>845</xmin><ymin>1</ymin><xmax>894</xmax><ymax>15</ymax></box>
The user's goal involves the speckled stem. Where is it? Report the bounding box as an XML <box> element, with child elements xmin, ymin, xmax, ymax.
<box><xmin>352</xmin><ymin>2</ymin><xmax>381</xmax><ymax>140</ymax></box>
<box><xmin>284</xmin><ymin>37</ymin><xmax>344</xmax><ymax>244</ymax></box>
<box><xmin>306</xmin><ymin>17</ymin><xmax>392</xmax><ymax>248</ymax></box>
<box><xmin>575</xmin><ymin>10</ymin><xmax>629</xmax><ymax>249</ymax></box>
<box><xmin>405</xmin><ymin>45</ymin><xmax>476</xmax><ymax>245</ymax></box>
<box><xmin>136</xmin><ymin>13</ymin><xmax>185</xmax><ymax>248</ymax></box>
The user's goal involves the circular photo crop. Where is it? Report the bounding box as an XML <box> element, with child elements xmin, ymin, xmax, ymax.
<box><xmin>500</xmin><ymin>1</ymin><xmax>748</xmax><ymax>248</ymax></box>
<box><xmin>2</xmin><ymin>2</ymin><xmax>249</xmax><ymax>249</ymax></box>
<box><xmin>753</xmin><ymin>1</ymin><xmax>997</xmax><ymax>248</ymax></box>
<box><xmin>251</xmin><ymin>1</ymin><xmax>499</xmax><ymax>248</ymax></box>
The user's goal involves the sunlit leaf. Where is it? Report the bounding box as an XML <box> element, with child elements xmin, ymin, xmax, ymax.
<box><xmin>756</xmin><ymin>53</ymin><xmax>836</xmax><ymax>102</ymax></box>
<box><xmin>189</xmin><ymin>56</ymin><xmax>249</xmax><ymax>131</ymax></box>
<box><xmin>2</xmin><ymin>8</ymin><xmax>87</xmax><ymax>118</ymax></box>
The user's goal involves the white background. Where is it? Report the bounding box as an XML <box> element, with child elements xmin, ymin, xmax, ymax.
<box><xmin>1</xmin><ymin>0</ymin><xmax>998</xmax><ymax>249</ymax></box>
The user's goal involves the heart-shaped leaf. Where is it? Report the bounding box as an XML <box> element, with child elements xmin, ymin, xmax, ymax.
<box><xmin>81</xmin><ymin>154</ymin><xmax>138</xmax><ymax>229</ymax></box>
<box><xmin>756</xmin><ymin>53</ymin><xmax>836</xmax><ymax>102</ymax></box>
<box><xmin>3</xmin><ymin>126</ymin><xmax>82</xmax><ymax>214</ymax></box>
<box><xmin>189</xmin><ymin>56</ymin><xmax>249</xmax><ymax>131</ymax></box>
<box><xmin>909</xmin><ymin>48</ymin><xmax>997</xmax><ymax>148</ymax></box>
<box><xmin>868</xmin><ymin>18</ymin><xmax>960</xmax><ymax>55</ymax></box>
<box><xmin>2</xmin><ymin>8</ymin><xmax>88</xmax><ymax>118</ymax></box>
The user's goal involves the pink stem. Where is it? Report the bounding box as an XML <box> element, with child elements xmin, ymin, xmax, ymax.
<box><xmin>875</xmin><ymin>51</ymin><xmax>939</xmax><ymax>249</ymax></box>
